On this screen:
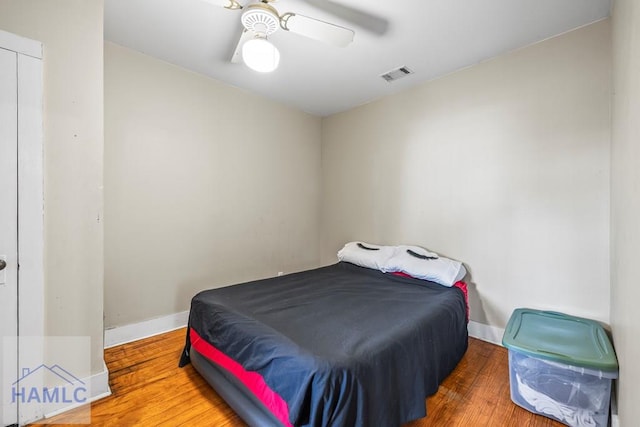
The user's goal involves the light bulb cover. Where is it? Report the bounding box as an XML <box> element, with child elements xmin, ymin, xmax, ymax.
<box><xmin>242</xmin><ymin>37</ymin><xmax>280</xmax><ymax>73</ymax></box>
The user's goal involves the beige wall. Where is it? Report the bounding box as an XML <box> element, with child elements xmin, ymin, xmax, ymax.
<box><xmin>321</xmin><ymin>21</ymin><xmax>611</xmax><ymax>329</ymax></box>
<box><xmin>611</xmin><ymin>0</ymin><xmax>640</xmax><ymax>423</ymax></box>
<box><xmin>0</xmin><ymin>0</ymin><xmax>105</xmax><ymax>372</ymax></box>
<box><xmin>104</xmin><ymin>42</ymin><xmax>322</xmax><ymax>327</ymax></box>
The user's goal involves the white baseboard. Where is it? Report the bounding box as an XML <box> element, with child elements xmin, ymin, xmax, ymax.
<box><xmin>104</xmin><ymin>313</ymin><xmax>505</xmax><ymax>350</ymax></box>
<box><xmin>104</xmin><ymin>311</ymin><xmax>189</xmax><ymax>348</ymax></box>
<box><xmin>468</xmin><ymin>320</ymin><xmax>505</xmax><ymax>346</ymax></box>
<box><xmin>611</xmin><ymin>413</ymin><xmax>620</xmax><ymax>427</ymax></box>
<box><xmin>610</xmin><ymin>381</ymin><xmax>619</xmax><ymax>427</ymax></box>
<box><xmin>39</xmin><ymin>361</ymin><xmax>111</xmax><ymax>421</ymax></box>
<box><xmin>89</xmin><ymin>361</ymin><xmax>111</xmax><ymax>402</ymax></box>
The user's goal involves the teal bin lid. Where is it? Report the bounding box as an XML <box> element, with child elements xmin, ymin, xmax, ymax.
<box><xmin>502</xmin><ymin>308</ymin><xmax>618</xmax><ymax>373</ymax></box>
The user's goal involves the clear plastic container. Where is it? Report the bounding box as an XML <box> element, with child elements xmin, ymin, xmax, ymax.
<box><xmin>503</xmin><ymin>309</ymin><xmax>618</xmax><ymax>427</ymax></box>
<box><xmin>508</xmin><ymin>344</ymin><xmax>616</xmax><ymax>426</ymax></box>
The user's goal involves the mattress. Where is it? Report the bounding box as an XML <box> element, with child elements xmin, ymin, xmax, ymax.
<box><xmin>180</xmin><ymin>262</ymin><xmax>468</xmax><ymax>427</ymax></box>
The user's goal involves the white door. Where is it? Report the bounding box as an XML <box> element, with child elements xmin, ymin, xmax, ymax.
<box><xmin>0</xmin><ymin>47</ymin><xmax>19</xmax><ymax>427</ymax></box>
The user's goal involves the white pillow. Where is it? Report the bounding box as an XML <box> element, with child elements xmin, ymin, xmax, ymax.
<box><xmin>383</xmin><ymin>246</ymin><xmax>466</xmax><ymax>287</ymax></box>
<box><xmin>337</xmin><ymin>242</ymin><xmax>395</xmax><ymax>270</ymax></box>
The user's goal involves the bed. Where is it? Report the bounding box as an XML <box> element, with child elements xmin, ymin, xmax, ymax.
<box><xmin>180</xmin><ymin>261</ymin><xmax>468</xmax><ymax>427</ymax></box>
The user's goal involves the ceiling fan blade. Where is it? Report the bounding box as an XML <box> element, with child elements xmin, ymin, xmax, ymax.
<box><xmin>280</xmin><ymin>13</ymin><xmax>354</xmax><ymax>48</ymax></box>
<box><xmin>201</xmin><ymin>0</ymin><xmax>243</xmax><ymax>10</ymax></box>
<box><xmin>230</xmin><ymin>29</ymin><xmax>255</xmax><ymax>63</ymax></box>
<box><xmin>300</xmin><ymin>0</ymin><xmax>388</xmax><ymax>35</ymax></box>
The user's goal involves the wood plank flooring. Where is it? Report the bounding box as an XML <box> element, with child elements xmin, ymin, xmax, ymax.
<box><xmin>33</xmin><ymin>329</ymin><xmax>564</xmax><ymax>426</ymax></box>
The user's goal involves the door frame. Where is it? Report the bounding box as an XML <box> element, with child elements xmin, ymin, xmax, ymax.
<box><xmin>0</xmin><ymin>29</ymin><xmax>44</xmax><ymax>425</ymax></box>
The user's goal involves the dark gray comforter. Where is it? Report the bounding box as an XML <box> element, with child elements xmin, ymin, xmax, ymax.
<box><xmin>180</xmin><ymin>262</ymin><xmax>468</xmax><ymax>427</ymax></box>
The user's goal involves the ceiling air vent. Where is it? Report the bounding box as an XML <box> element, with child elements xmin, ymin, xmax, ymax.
<box><xmin>380</xmin><ymin>66</ymin><xmax>414</xmax><ymax>82</ymax></box>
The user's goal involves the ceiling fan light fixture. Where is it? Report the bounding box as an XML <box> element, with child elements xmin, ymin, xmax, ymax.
<box><xmin>242</xmin><ymin>36</ymin><xmax>280</xmax><ymax>73</ymax></box>
<box><xmin>241</xmin><ymin>4</ymin><xmax>279</xmax><ymax>36</ymax></box>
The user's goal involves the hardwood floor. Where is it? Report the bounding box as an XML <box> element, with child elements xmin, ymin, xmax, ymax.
<box><xmin>34</xmin><ymin>329</ymin><xmax>564</xmax><ymax>426</ymax></box>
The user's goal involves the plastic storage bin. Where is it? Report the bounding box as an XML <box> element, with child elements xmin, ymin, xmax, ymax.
<box><xmin>502</xmin><ymin>309</ymin><xmax>618</xmax><ymax>427</ymax></box>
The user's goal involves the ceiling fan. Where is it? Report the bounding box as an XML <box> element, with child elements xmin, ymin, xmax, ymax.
<box><xmin>204</xmin><ymin>0</ymin><xmax>357</xmax><ymax>72</ymax></box>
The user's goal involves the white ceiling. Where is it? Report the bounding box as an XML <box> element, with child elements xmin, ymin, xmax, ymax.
<box><xmin>104</xmin><ymin>0</ymin><xmax>611</xmax><ymax>117</ymax></box>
